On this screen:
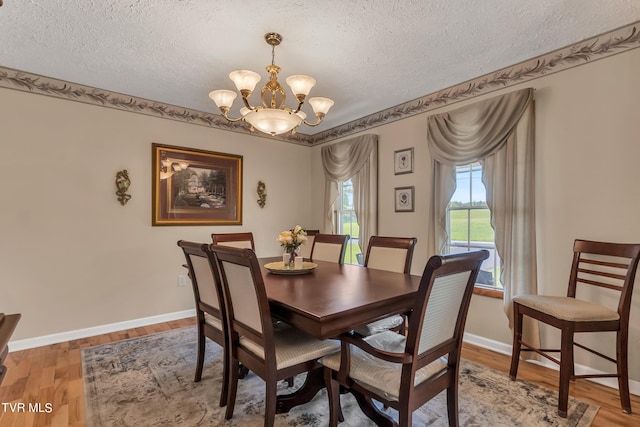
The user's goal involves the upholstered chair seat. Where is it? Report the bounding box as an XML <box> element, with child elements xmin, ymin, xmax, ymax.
<box><xmin>240</xmin><ymin>327</ymin><xmax>339</xmax><ymax>370</ymax></box>
<box><xmin>353</xmin><ymin>316</ymin><xmax>405</xmax><ymax>337</ymax></box>
<box><xmin>204</xmin><ymin>313</ymin><xmax>223</xmax><ymax>329</ymax></box>
<box><xmin>513</xmin><ymin>295</ymin><xmax>619</xmax><ymax>322</ymax></box>
<box><xmin>322</xmin><ymin>330</ymin><xmax>446</xmax><ymax>401</ymax></box>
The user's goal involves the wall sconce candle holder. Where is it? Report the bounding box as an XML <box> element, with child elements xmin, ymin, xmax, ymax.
<box><xmin>115</xmin><ymin>169</ymin><xmax>132</xmax><ymax>206</ymax></box>
<box><xmin>257</xmin><ymin>180</ymin><xmax>267</xmax><ymax>208</ymax></box>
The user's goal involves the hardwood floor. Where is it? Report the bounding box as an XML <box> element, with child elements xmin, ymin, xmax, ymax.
<box><xmin>0</xmin><ymin>318</ymin><xmax>638</xmax><ymax>426</ymax></box>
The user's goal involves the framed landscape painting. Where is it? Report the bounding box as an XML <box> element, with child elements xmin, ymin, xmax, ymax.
<box><xmin>152</xmin><ymin>143</ymin><xmax>243</xmax><ymax>226</ymax></box>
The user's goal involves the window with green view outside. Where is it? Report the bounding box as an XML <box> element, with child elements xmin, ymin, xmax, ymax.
<box><xmin>445</xmin><ymin>163</ymin><xmax>502</xmax><ymax>289</ymax></box>
<box><xmin>338</xmin><ymin>179</ymin><xmax>361</xmax><ymax>265</ymax></box>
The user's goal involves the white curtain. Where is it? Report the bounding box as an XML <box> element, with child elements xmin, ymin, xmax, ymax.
<box><xmin>321</xmin><ymin>134</ymin><xmax>378</xmax><ymax>253</ymax></box>
<box><xmin>426</xmin><ymin>88</ymin><xmax>540</xmax><ymax>356</ymax></box>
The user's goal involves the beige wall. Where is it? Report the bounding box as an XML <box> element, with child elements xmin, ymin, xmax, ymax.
<box><xmin>310</xmin><ymin>48</ymin><xmax>640</xmax><ymax>381</ymax></box>
<box><xmin>0</xmin><ymin>89</ymin><xmax>312</xmax><ymax>340</ymax></box>
<box><xmin>2</xmin><ymin>46</ymin><xmax>638</xmax><ymax>383</ymax></box>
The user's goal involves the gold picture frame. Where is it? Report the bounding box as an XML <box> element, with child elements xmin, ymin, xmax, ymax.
<box><xmin>152</xmin><ymin>143</ymin><xmax>243</xmax><ymax>226</ymax></box>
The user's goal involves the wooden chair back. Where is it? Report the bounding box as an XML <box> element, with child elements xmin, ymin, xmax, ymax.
<box><xmin>408</xmin><ymin>251</ymin><xmax>488</xmax><ymax>358</ymax></box>
<box><xmin>178</xmin><ymin>240</ymin><xmax>224</xmax><ymax>323</ymax></box>
<box><xmin>208</xmin><ymin>245</ymin><xmax>276</xmax><ymax>369</ymax></box>
<box><xmin>568</xmin><ymin>239</ymin><xmax>640</xmax><ymax>320</ymax></box>
<box><xmin>211</xmin><ymin>232</ymin><xmax>256</xmax><ymax>251</ymax></box>
<box><xmin>364</xmin><ymin>236</ymin><xmax>417</xmax><ymax>274</ymax></box>
<box><xmin>299</xmin><ymin>229</ymin><xmax>319</xmax><ymax>259</ymax></box>
<box><xmin>310</xmin><ymin>233</ymin><xmax>349</xmax><ymax>264</ymax></box>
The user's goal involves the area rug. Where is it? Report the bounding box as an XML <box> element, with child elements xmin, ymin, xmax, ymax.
<box><xmin>82</xmin><ymin>327</ymin><xmax>598</xmax><ymax>426</ymax></box>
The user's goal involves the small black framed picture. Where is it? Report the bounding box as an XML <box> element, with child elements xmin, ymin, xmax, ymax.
<box><xmin>394</xmin><ymin>186</ymin><xmax>414</xmax><ymax>212</ymax></box>
<box><xmin>394</xmin><ymin>147</ymin><xmax>414</xmax><ymax>175</ymax></box>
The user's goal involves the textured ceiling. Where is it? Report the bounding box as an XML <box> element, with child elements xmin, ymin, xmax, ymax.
<box><xmin>0</xmin><ymin>1</ymin><xmax>638</xmax><ymax>135</ymax></box>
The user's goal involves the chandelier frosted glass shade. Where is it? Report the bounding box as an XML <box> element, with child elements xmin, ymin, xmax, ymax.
<box><xmin>241</xmin><ymin>108</ymin><xmax>307</xmax><ymax>136</ymax></box>
<box><xmin>285</xmin><ymin>75</ymin><xmax>316</xmax><ymax>98</ymax></box>
<box><xmin>209</xmin><ymin>32</ymin><xmax>333</xmax><ymax>136</ymax></box>
<box><xmin>209</xmin><ymin>89</ymin><xmax>237</xmax><ymax>109</ymax></box>
<box><xmin>229</xmin><ymin>70</ymin><xmax>261</xmax><ymax>93</ymax></box>
<box><xmin>308</xmin><ymin>97</ymin><xmax>334</xmax><ymax>115</ymax></box>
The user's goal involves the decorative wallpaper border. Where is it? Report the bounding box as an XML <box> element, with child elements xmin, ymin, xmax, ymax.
<box><xmin>307</xmin><ymin>22</ymin><xmax>640</xmax><ymax>145</ymax></box>
<box><xmin>0</xmin><ymin>22</ymin><xmax>638</xmax><ymax>146</ymax></box>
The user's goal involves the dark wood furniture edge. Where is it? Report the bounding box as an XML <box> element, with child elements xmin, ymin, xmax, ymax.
<box><xmin>0</xmin><ymin>313</ymin><xmax>21</xmax><ymax>385</ymax></box>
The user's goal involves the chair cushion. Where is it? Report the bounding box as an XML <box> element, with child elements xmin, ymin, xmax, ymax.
<box><xmin>204</xmin><ymin>313</ymin><xmax>222</xmax><ymax>330</ymax></box>
<box><xmin>240</xmin><ymin>327</ymin><xmax>339</xmax><ymax>370</ymax></box>
<box><xmin>353</xmin><ymin>315</ymin><xmax>404</xmax><ymax>336</ymax></box>
<box><xmin>513</xmin><ymin>295</ymin><xmax>619</xmax><ymax>321</ymax></box>
<box><xmin>321</xmin><ymin>330</ymin><xmax>447</xmax><ymax>401</ymax></box>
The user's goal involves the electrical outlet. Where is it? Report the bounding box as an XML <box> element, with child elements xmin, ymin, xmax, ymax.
<box><xmin>177</xmin><ymin>275</ymin><xmax>187</xmax><ymax>287</ymax></box>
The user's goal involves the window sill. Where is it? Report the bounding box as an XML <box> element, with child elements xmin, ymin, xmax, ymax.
<box><xmin>473</xmin><ymin>286</ymin><xmax>503</xmax><ymax>299</ymax></box>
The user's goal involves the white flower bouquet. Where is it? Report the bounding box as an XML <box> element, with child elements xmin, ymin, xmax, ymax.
<box><xmin>277</xmin><ymin>225</ymin><xmax>308</xmax><ymax>255</ymax></box>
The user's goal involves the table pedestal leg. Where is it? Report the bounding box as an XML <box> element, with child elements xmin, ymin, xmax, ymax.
<box><xmin>276</xmin><ymin>368</ymin><xmax>324</xmax><ymax>413</ymax></box>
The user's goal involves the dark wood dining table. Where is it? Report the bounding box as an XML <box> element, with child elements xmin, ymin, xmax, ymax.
<box><xmin>260</xmin><ymin>257</ymin><xmax>422</xmax><ymax>339</ymax></box>
<box><xmin>258</xmin><ymin>257</ymin><xmax>422</xmax><ymax>413</ymax></box>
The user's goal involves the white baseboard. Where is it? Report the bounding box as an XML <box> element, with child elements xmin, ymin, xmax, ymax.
<box><xmin>8</xmin><ymin>309</ymin><xmax>196</xmax><ymax>352</ymax></box>
<box><xmin>463</xmin><ymin>332</ymin><xmax>640</xmax><ymax>397</ymax></box>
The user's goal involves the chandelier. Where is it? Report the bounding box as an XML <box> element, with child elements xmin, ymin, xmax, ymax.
<box><xmin>209</xmin><ymin>32</ymin><xmax>334</xmax><ymax>136</ymax></box>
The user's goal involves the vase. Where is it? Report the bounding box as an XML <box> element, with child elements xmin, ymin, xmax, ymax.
<box><xmin>285</xmin><ymin>247</ymin><xmax>300</xmax><ymax>267</ymax></box>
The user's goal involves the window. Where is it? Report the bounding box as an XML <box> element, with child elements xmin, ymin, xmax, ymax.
<box><xmin>336</xmin><ymin>179</ymin><xmax>362</xmax><ymax>265</ymax></box>
<box><xmin>445</xmin><ymin>163</ymin><xmax>502</xmax><ymax>293</ymax></box>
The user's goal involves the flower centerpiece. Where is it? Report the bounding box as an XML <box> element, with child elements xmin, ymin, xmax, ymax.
<box><xmin>277</xmin><ymin>225</ymin><xmax>308</xmax><ymax>266</ymax></box>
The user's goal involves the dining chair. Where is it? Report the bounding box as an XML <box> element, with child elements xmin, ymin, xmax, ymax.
<box><xmin>211</xmin><ymin>232</ymin><xmax>256</xmax><ymax>250</ymax></box>
<box><xmin>310</xmin><ymin>233</ymin><xmax>349</xmax><ymax>264</ymax></box>
<box><xmin>177</xmin><ymin>240</ymin><xmax>230</xmax><ymax>407</ymax></box>
<box><xmin>322</xmin><ymin>250</ymin><xmax>489</xmax><ymax>427</ymax></box>
<box><xmin>354</xmin><ymin>236</ymin><xmax>418</xmax><ymax>337</ymax></box>
<box><xmin>0</xmin><ymin>312</ymin><xmax>21</xmax><ymax>386</ymax></box>
<box><xmin>208</xmin><ymin>244</ymin><xmax>340</xmax><ymax>427</ymax></box>
<box><xmin>510</xmin><ymin>239</ymin><xmax>640</xmax><ymax>417</ymax></box>
<box><xmin>299</xmin><ymin>229</ymin><xmax>319</xmax><ymax>259</ymax></box>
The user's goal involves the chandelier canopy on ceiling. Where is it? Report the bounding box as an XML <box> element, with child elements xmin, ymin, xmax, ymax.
<box><xmin>209</xmin><ymin>32</ymin><xmax>334</xmax><ymax>137</ymax></box>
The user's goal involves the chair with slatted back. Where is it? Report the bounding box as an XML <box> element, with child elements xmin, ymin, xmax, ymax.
<box><xmin>299</xmin><ymin>229</ymin><xmax>319</xmax><ymax>259</ymax></box>
<box><xmin>321</xmin><ymin>250</ymin><xmax>489</xmax><ymax>426</ymax></box>
<box><xmin>208</xmin><ymin>244</ymin><xmax>339</xmax><ymax>427</ymax></box>
<box><xmin>310</xmin><ymin>233</ymin><xmax>349</xmax><ymax>264</ymax></box>
<box><xmin>510</xmin><ymin>239</ymin><xmax>640</xmax><ymax>417</ymax></box>
<box><xmin>211</xmin><ymin>232</ymin><xmax>256</xmax><ymax>251</ymax></box>
<box><xmin>177</xmin><ymin>240</ymin><xmax>230</xmax><ymax>407</ymax></box>
<box><xmin>354</xmin><ymin>236</ymin><xmax>418</xmax><ymax>336</ymax></box>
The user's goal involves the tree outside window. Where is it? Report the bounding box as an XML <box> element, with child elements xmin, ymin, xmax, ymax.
<box><xmin>337</xmin><ymin>179</ymin><xmax>361</xmax><ymax>265</ymax></box>
<box><xmin>445</xmin><ymin>163</ymin><xmax>502</xmax><ymax>290</ymax></box>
